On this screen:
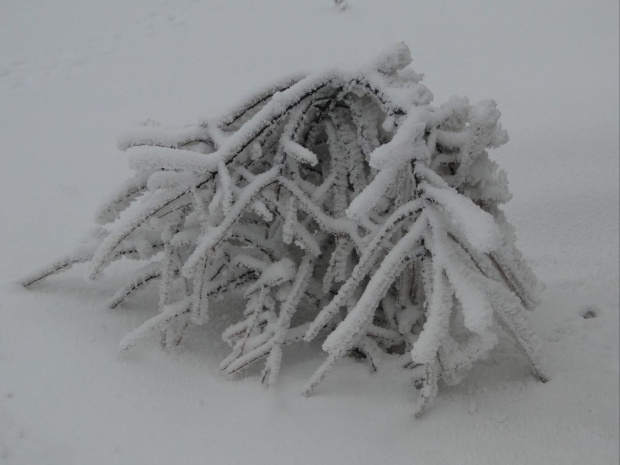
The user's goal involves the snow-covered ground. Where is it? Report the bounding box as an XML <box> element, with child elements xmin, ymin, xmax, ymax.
<box><xmin>1</xmin><ymin>1</ymin><xmax>618</xmax><ymax>463</ymax></box>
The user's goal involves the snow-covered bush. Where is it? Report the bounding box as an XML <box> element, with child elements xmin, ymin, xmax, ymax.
<box><xmin>22</xmin><ymin>43</ymin><xmax>547</xmax><ymax>415</ymax></box>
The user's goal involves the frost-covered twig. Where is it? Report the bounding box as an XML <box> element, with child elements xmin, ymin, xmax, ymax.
<box><xmin>22</xmin><ymin>42</ymin><xmax>545</xmax><ymax>417</ymax></box>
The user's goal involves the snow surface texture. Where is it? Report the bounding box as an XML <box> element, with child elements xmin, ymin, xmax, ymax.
<box><xmin>1</xmin><ymin>0</ymin><xmax>618</xmax><ymax>464</ymax></box>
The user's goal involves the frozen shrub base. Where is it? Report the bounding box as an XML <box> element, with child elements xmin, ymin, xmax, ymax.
<box><xmin>23</xmin><ymin>43</ymin><xmax>547</xmax><ymax>416</ymax></box>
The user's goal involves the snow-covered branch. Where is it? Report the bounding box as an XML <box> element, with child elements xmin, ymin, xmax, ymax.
<box><xmin>22</xmin><ymin>43</ymin><xmax>546</xmax><ymax>416</ymax></box>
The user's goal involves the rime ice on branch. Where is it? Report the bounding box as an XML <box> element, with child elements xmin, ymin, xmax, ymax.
<box><xmin>22</xmin><ymin>43</ymin><xmax>546</xmax><ymax>416</ymax></box>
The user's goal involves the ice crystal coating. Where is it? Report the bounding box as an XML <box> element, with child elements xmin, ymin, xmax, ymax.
<box><xmin>22</xmin><ymin>43</ymin><xmax>546</xmax><ymax>416</ymax></box>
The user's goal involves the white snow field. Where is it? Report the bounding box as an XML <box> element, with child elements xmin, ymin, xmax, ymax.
<box><xmin>1</xmin><ymin>0</ymin><xmax>618</xmax><ymax>463</ymax></box>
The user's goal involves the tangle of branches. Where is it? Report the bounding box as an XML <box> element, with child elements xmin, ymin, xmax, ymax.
<box><xmin>23</xmin><ymin>43</ymin><xmax>547</xmax><ymax>416</ymax></box>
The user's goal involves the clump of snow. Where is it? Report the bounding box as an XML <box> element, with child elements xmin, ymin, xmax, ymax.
<box><xmin>371</xmin><ymin>41</ymin><xmax>412</xmax><ymax>75</ymax></box>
